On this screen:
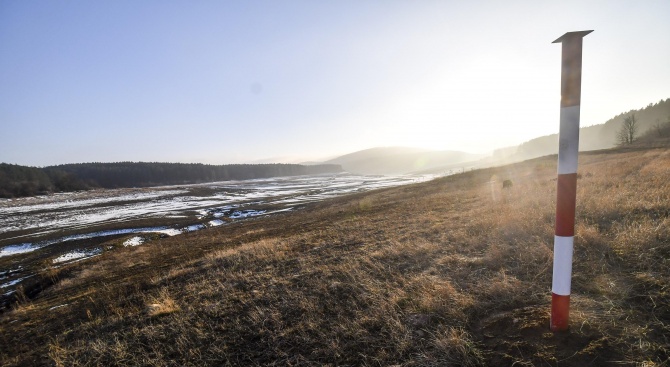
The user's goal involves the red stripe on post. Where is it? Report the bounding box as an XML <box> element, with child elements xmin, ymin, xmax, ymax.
<box><xmin>555</xmin><ymin>173</ymin><xmax>577</xmax><ymax>236</ymax></box>
<box><xmin>551</xmin><ymin>293</ymin><xmax>571</xmax><ymax>331</ymax></box>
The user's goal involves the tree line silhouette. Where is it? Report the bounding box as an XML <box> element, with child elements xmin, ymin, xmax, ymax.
<box><xmin>0</xmin><ymin>162</ymin><xmax>343</xmax><ymax>198</ymax></box>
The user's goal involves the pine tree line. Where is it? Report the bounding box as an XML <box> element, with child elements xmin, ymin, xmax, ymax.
<box><xmin>0</xmin><ymin>162</ymin><xmax>342</xmax><ymax>198</ymax></box>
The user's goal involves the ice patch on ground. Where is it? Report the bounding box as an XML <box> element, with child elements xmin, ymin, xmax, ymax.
<box><xmin>0</xmin><ymin>276</ymin><xmax>33</xmax><ymax>289</ymax></box>
<box><xmin>0</xmin><ymin>226</ymin><xmax>186</xmax><ymax>258</ymax></box>
<box><xmin>208</xmin><ymin>219</ymin><xmax>225</xmax><ymax>226</ymax></box>
<box><xmin>123</xmin><ymin>236</ymin><xmax>144</xmax><ymax>247</ymax></box>
<box><xmin>1</xmin><ymin>173</ymin><xmax>437</xmax><ymax>239</ymax></box>
<box><xmin>268</xmin><ymin>207</ymin><xmax>294</xmax><ymax>214</ymax></box>
<box><xmin>0</xmin><ymin>243</ymin><xmax>41</xmax><ymax>257</ymax></box>
<box><xmin>0</xmin><ymin>189</ymin><xmax>188</xmax><ymax>215</ymax></box>
<box><xmin>185</xmin><ymin>224</ymin><xmax>206</xmax><ymax>232</ymax></box>
<box><xmin>1</xmin><ymin>173</ymin><xmax>441</xmax><ymax>269</ymax></box>
<box><xmin>144</xmin><ymin>228</ymin><xmax>182</xmax><ymax>236</ymax></box>
<box><xmin>53</xmin><ymin>249</ymin><xmax>102</xmax><ymax>264</ymax></box>
<box><xmin>229</xmin><ymin>210</ymin><xmax>266</xmax><ymax>219</ymax></box>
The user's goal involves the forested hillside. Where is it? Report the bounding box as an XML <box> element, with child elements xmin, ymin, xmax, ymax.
<box><xmin>0</xmin><ymin>162</ymin><xmax>342</xmax><ymax>198</ymax></box>
<box><xmin>514</xmin><ymin>98</ymin><xmax>670</xmax><ymax>159</ymax></box>
<box><xmin>0</xmin><ymin>164</ymin><xmax>57</xmax><ymax>198</ymax></box>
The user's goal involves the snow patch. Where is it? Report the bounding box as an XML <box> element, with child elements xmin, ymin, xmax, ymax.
<box><xmin>0</xmin><ymin>276</ymin><xmax>33</xmax><ymax>289</ymax></box>
<box><xmin>0</xmin><ymin>243</ymin><xmax>42</xmax><ymax>257</ymax></box>
<box><xmin>229</xmin><ymin>210</ymin><xmax>266</xmax><ymax>219</ymax></box>
<box><xmin>145</xmin><ymin>228</ymin><xmax>182</xmax><ymax>236</ymax></box>
<box><xmin>208</xmin><ymin>219</ymin><xmax>224</xmax><ymax>226</ymax></box>
<box><xmin>0</xmin><ymin>226</ymin><xmax>187</xmax><ymax>258</ymax></box>
<box><xmin>53</xmin><ymin>249</ymin><xmax>102</xmax><ymax>264</ymax></box>
<box><xmin>123</xmin><ymin>236</ymin><xmax>145</xmax><ymax>247</ymax></box>
<box><xmin>185</xmin><ymin>224</ymin><xmax>206</xmax><ymax>232</ymax></box>
<box><xmin>1</xmin><ymin>174</ymin><xmax>439</xmax><ymax>268</ymax></box>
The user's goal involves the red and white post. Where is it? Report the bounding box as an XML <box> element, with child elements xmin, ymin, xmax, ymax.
<box><xmin>550</xmin><ymin>30</ymin><xmax>592</xmax><ymax>332</ymax></box>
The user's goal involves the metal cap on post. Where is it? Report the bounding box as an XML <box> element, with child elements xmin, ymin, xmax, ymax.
<box><xmin>550</xmin><ymin>30</ymin><xmax>592</xmax><ymax>332</ymax></box>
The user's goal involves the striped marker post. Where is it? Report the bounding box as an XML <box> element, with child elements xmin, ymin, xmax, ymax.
<box><xmin>550</xmin><ymin>30</ymin><xmax>592</xmax><ymax>332</ymax></box>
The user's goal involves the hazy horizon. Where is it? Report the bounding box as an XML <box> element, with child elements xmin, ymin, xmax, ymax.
<box><xmin>2</xmin><ymin>1</ymin><xmax>669</xmax><ymax>166</ymax></box>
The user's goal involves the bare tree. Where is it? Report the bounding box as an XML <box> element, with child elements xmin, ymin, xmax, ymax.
<box><xmin>660</xmin><ymin>115</ymin><xmax>670</xmax><ymax>137</ymax></box>
<box><xmin>617</xmin><ymin>113</ymin><xmax>638</xmax><ymax>145</ymax></box>
<box><xmin>652</xmin><ymin>118</ymin><xmax>664</xmax><ymax>137</ymax></box>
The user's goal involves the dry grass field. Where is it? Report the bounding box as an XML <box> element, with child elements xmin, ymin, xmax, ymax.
<box><xmin>1</xmin><ymin>147</ymin><xmax>669</xmax><ymax>366</ymax></box>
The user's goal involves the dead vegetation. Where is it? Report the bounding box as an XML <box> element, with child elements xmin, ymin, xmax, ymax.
<box><xmin>1</xmin><ymin>147</ymin><xmax>669</xmax><ymax>366</ymax></box>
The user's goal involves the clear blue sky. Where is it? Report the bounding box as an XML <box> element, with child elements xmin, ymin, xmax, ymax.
<box><xmin>1</xmin><ymin>0</ymin><xmax>669</xmax><ymax>166</ymax></box>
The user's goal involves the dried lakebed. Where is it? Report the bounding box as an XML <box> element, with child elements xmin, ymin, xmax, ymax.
<box><xmin>0</xmin><ymin>173</ymin><xmax>435</xmax><ymax>302</ymax></box>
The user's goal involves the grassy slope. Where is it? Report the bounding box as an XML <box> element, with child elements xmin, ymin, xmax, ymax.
<box><xmin>1</xmin><ymin>147</ymin><xmax>669</xmax><ymax>366</ymax></box>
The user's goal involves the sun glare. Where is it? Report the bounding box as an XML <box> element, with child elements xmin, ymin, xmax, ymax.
<box><xmin>365</xmin><ymin>53</ymin><xmax>559</xmax><ymax>153</ymax></box>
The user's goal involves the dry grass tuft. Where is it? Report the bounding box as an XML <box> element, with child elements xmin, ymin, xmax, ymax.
<box><xmin>427</xmin><ymin>327</ymin><xmax>485</xmax><ymax>367</ymax></box>
<box><xmin>146</xmin><ymin>288</ymin><xmax>180</xmax><ymax>317</ymax></box>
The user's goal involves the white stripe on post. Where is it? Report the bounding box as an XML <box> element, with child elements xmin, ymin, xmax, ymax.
<box><xmin>558</xmin><ymin>106</ymin><xmax>581</xmax><ymax>175</ymax></box>
<box><xmin>551</xmin><ymin>30</ymin><xmax>592</xmax><ymax>332</ymax></box>
<box><xmin>551</xmin><ymin>235</ymin><xmax>573</xmax><ymax>295</ymax></box>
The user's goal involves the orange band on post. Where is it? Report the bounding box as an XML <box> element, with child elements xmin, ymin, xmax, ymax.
<box><xmin>550</xmin><ymin>293</ymin><xmax>571</xmax><ymax>331</ymax></box>
<box><xmin>555</xmin><ymin>173</ymin><xmax>577</xmax><ymax>236</ymax></box>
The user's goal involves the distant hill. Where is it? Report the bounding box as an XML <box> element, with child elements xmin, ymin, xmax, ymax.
<box><xmin>324</xmin><ymin>147</ymin><xmax>484</xmax><ymax>175</ymax></box>
<box><xmin>513</xmin><ymin>98</ymin><xmax>670</xmax><ymax>160</ymax></box>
